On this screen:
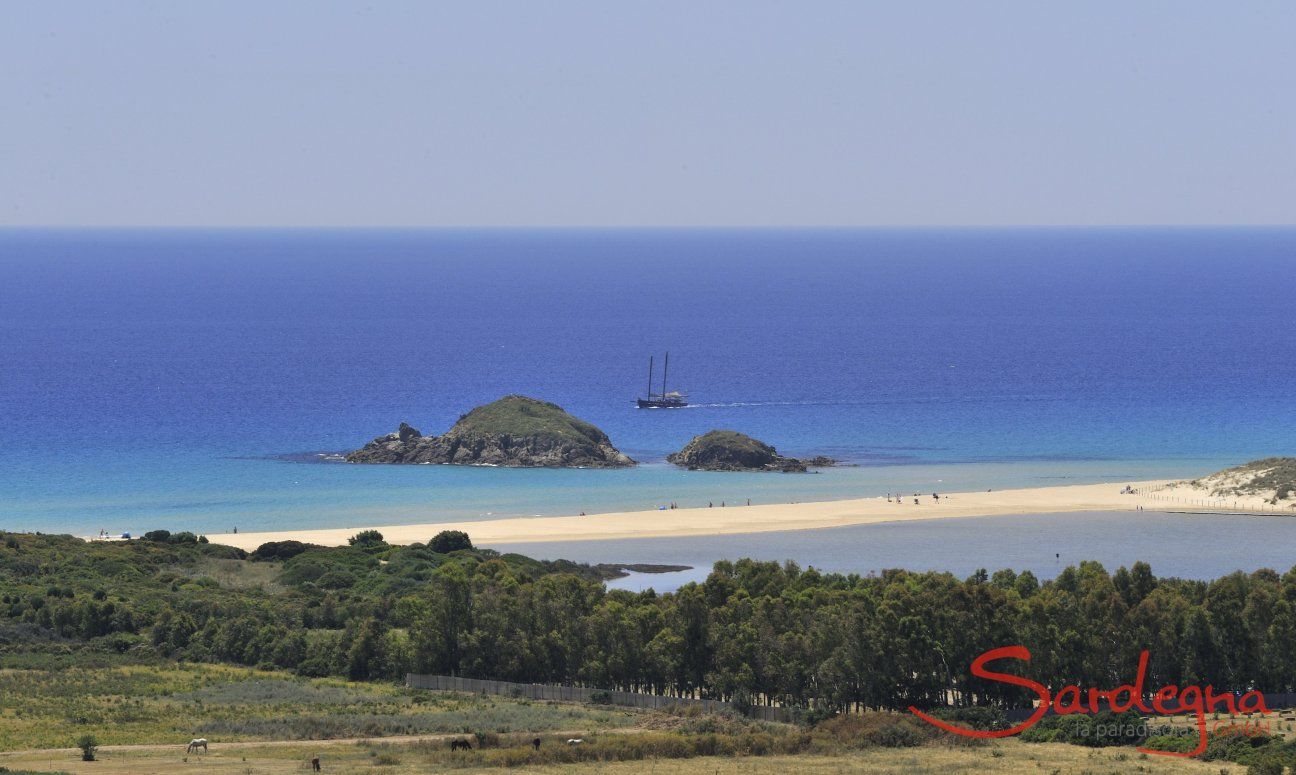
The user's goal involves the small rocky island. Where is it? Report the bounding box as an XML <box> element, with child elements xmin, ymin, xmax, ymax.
<box><xmin>667</xmin><ymin>429</ymin><xmax>834</xmax><ymax>473</ymax></box>
<box><xmin>347</xmin><ymin>395</ymin><xmax>635</xmax><ymax>468</ymax></box>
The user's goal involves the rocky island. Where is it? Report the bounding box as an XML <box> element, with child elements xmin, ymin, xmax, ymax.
<box><xmin>347</xmin><ymin>395</ymin><xmax>635</xmax><ymax>468</ymax></box>
<box><xmin>667</xmin><ymin>429</ymin><xmax>833</xmax><ymax>473</ymax></box>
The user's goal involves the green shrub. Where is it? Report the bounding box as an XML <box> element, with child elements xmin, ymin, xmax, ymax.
<box><xmin>927</xmin><ymin>705</ymin><xmax>1008</xmax><ymax>732</ymax></box>
<box><xmin>348</xmin><ymin>530</ymin><xmax>385</xmax><ymax>547</ymax></box>
<box><xmin>1019</xmin><ymin>711</ymin><xmax>1146</xmax><ymax>747</ymax></box>
<box><xmin>813</xmin><ymin>712</ymin><xmax>936</xmax><ymax>748</ymax></box>
<box><xmin>76</xmin><ymin>733</ymin><xmax>97</xmax><ymax>761</ymax></box>
<box><xmin>1141</xmin><ymin>734</ymin><xmax>1198</xmax><ymax>754</ymax></box>
<box><xmin>250</xmin><ymin>540</ymin><xmax>315</xmax><ymax>562</ymax></box>
<box><xmin>1248</xmin><ymin>757</ymin><xmax>1284</xmax><ymax>775</ymax></box>
<box><xmin>429</xmin><ymin>531</ymin><xmax>473</xmax><ymax>554</ymax></box>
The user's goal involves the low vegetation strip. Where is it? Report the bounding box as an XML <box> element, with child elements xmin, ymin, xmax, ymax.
<box><xmin>407</xmin><ymin>673</ymin><xmax>793</xmax><ymax>722</ymax></box>
<box><xmin>0</xmin><ymin>659</ymin><xmax>636</xmax><ymax>751</ymax></box>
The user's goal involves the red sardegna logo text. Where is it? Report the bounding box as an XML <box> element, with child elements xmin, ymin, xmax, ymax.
<box><xmin>908</xmin><ymin>646</ymin><xmax>1268</xmax><ymax>758</ymax></box>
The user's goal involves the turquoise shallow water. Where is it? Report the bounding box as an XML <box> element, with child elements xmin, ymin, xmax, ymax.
<box><xmin>5</xmin><ymin>458</ymin><xmax>1227</xmax><ymax>539</ymax></box>
<box><xmin>1</xmin><ymin>228</ymin><xmax>1293</xmax><ymax>537</ymax></box>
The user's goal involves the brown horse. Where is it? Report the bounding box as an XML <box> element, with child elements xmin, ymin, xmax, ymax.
<box><xmin>449</xmin><ymin>739</ymin><xmax>472</xmax><ymax>751</ymax></box>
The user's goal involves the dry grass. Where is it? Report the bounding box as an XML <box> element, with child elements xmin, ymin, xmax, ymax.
<box><xmin>1147</xmin><ymin>709</ymin><xmax>1296</xmax><ymax>739</ymax></box>
<box><xmin>0</xmin><ymin>662</ymin><xmax>635</xmax><ymax>749</ymax></box>
<box><xmin>179</xmin><ymin>557</ymin><xmax>284</xmax><ymax>591</ymax></box>
<box><xmin>0</xmin><ymin>739</ymin><xmax>1246</xmax><ymax>774</ymax></box>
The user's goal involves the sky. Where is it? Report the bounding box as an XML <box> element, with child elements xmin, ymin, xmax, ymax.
<box><xmin>1</xmin><ymin>1</ymin><xmax>1293</xmax><ymax>227</ymax></box>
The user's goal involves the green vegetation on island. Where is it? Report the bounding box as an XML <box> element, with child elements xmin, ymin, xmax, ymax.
<box><xmin>346</xmin><ymin>395</ymin><xmax>634</xmax><ymax>467</ymax></box>
<box><xmin>667</xmin><ymin>429</ymin><xmax>832</xmax><ymax>472</ymax></box>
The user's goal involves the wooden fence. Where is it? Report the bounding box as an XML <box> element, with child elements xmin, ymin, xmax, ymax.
<box><xmin>406</xmin><ymin>673</ymin><xmax>795</xmax><ymax>722</ymax></box>
<box><xmin>1132</xmin><ymin>484</ymin><xmax>1296</xmax><ymax>517</ymax></box>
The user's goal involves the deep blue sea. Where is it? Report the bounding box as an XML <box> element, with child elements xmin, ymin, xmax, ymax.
<box><xmin>2</xmin><ymin>228</ymin><xmax>1294</xmax><ymax>555</ymax></box>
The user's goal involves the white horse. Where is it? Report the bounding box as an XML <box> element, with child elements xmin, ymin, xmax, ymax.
<box><xmin>566</xmin><ymin>738</ymin><xmax>584</xmax><ymax>745</ymax></box>
<box><xmin>186</xmin><ymin>738</ymin><xmax>208</xmax><ymax>754</ymax></box>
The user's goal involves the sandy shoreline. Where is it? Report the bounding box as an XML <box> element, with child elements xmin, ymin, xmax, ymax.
<box><xmin>212</xmin><ymin>479</ymin><xmax>1183</xmax><ymax>551</ymax></box>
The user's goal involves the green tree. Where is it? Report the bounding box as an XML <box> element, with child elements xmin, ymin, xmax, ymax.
<box><xmin>429</xmin><ymin>530</ymin><xmax>473</xmax><ymax>553</ymax></box>
<box><xmin>348</xmin><ymin>529</ymin><xmax>385</xmax><ymax>547</ymax></box>
<box><xmin>77</xmin><ymin>734</ymin><xmax>98</xmax><ymax>761</ymax></box>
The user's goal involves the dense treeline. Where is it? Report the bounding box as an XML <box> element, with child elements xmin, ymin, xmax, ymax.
<box><xmin>3</xmin><ymin>529</ymin><xmax>1296</xmax><ymax>714</ymax></box>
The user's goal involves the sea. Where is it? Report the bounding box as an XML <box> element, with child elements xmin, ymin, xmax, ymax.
<box><xmin>2</xmin><ymin>228</ymin><xmax>1294</xmax><ymax>582</ymax></box>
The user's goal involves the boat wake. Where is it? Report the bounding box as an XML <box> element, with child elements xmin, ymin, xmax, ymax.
<box><xmin>680</xmin><ymin>394</ymin><xmax>1065</xmax><ymax>409</ymax></box>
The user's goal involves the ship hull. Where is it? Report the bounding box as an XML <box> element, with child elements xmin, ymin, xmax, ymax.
<box><xmin>637</xmin><ymin>398</ymin><xmax>688</xmax><ymax>409</ymax></box>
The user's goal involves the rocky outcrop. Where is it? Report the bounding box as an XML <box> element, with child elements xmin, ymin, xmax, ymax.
<box><xmin>347</xmin><ymin>395</ymin><xmax>635</xmax><ymax>468</ymax></box>
<box><xmin>667</xmin><ymin>430</ymin><xmax>827</xmax><ymax>473</ymax></box>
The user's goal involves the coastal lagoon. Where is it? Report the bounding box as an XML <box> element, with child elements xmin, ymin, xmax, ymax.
<box><xmin>491</xmin><ymin>510</ymin><xmax>1296</xmax><ymax>591</ymax></box>
<box><xmin>2</xmin><ymin>228</ymin><xmax>1294</xmax><ymax>537</ymax></box>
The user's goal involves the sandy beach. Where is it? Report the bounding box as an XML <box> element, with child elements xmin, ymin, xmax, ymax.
<box><xmin>212</xmin><ymin>479</ymin><xmax>1202</xmax><ymax>551</ymax></box>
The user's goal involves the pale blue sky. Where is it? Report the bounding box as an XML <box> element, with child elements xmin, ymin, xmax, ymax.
<box><xmin>2</xmin><ymin>1</ymin><xmax>1292</xmax><ymax>226</ymax></box>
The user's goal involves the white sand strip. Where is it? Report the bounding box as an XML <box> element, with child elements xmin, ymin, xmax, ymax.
<box><xmin>212</xmin><ymin>479</ymin><xmax>1175</xmax><ymax>551</ymax></box>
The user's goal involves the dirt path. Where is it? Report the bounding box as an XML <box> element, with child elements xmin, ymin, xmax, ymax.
<box><xmin>0</xmin><ymin>728</ymin><xmax>625</xmax><ymax>758</ymax></box>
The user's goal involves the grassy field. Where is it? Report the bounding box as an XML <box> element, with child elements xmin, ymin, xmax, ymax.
<box><xmin>0</xmin><ymin>657</ymin><xmax>1261</xmax><ymax>774</ymax></box>
<box><xmin>1147</xmin><ymin>709</ymin><xmax>1296</xmax><ymax>739</ymax></box>
<box><xmin>0</xmin><ymin>738</ymin><xmax>1246</xmax><ymax>774</ymax></box>
<box><xmin>0</xmin><ymin>658</ymin><xmax>638</xmax><ymax>751</ymax></box>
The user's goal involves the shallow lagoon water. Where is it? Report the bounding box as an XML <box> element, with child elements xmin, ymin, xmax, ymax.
<box><xmin>489</xmin><ymin>510</ymin><xmax>1296</xmax><ymax>591</ymax></box>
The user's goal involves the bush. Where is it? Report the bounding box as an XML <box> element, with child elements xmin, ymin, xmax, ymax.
<box><xmin>1020</xmin><ymin>710</ymin><xmax>1147</xmax><ymax>747</ymax></box>
<box><xmin>1248</xmin><ymin>757</ymin><xmax>1284</xmax><ymax>775</ymax></box>
<box><xmin>1141</xmin><ymin>734</ymin><xmax>1198</xmax><ymax>755</ymax></box>
<box><xmin>1202</xmin><ymin>729</ymin><xmax>1279</xmax><ymax>765</ymax></box>
<box><xmin>250</xmin><ymin>540</ymin><xmax>314</xmax><ymax>562</ymax></box>
<box><xmin>429</xmin><ymin>530</ymin><xmax>473</xmax><ymax>553</ymax></box>
<box><xmin>141</xmin><ymin>529</ymin><xmax>198</xmax><ymax>544</ymax></box>
<box><xmin>349</xmin><ymin>530</ymin><xmax>385</xmax><ymax>547</ymax></box>
<box><xmin>76</xmin><ymin>734</ymin><xmax>98</xmax><ymax>761</ymax></box>
<box><xmin>813</xmin><ymin>712</ymin><xmax>936</xmax><ymax>748</ymax></box>
<box><xmin>927</xmin><ymin>705</ymin><xmax>1008</xmax><ymax>732</ymax></box>
<box><xmin>316</xmin><ymin>570</ymin><xmax>358</xmax><ymax>590</ymax></box>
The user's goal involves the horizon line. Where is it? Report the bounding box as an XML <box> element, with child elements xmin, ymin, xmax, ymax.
<box><xmin>2</xmin><ymin>223</ymin><xmax>1295</xmax><ymax>232</ymax></box>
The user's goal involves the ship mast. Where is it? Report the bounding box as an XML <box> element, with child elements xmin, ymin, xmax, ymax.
<box><xmin>662</xmin><ymin>352</ymin><xmax>669</xmax><ymax>398</ymax></box>
<box><xmin>647</xmin><ymin>356</ymin><xmax>654</xmax><ymax>399</ymax></box>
